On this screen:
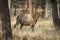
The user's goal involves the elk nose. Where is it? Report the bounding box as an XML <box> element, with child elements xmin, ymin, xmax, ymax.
<box><xmin>36</xmin><ymin>6</ymin><xmax>44</xmax><ymax>12</ymax></box>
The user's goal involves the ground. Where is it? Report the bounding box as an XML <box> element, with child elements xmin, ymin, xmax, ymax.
<box><xmin>9</xmin><ymin>7</ymin><xmax>60</xmax><ymax>40</ymax></box>
<box><xmin>11</xmin><ymin>16</ymin><xmax>60</xmax><ymax>40</ymax></box>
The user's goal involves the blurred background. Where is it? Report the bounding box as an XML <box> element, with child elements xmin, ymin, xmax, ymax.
<box><xmin>0</xmin><ymin>0</ymin><xmax>60</xmax><ymax>40</ymax></box>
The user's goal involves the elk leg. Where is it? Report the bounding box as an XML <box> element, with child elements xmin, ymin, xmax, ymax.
<box><xmin>31</xmin><ymin>21</ymin><xmax>36</xmax><ymax>31</ymax></box>
<box><xmin>31</xmin><ymin>25</ymin><xmax>34</xmax><ymax>31</ymax></box>
<box><xmin>20</xmin><ymin>24</ymin><xmax>23</xmax><ymax>30</ymax></box>
<box><xmin>14</xmin><ymin>21</ymin><xmax>20</xmax><ymax>28</ymax></box>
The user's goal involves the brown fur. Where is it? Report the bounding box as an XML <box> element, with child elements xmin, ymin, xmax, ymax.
<box><xmin>14</xmin><ymin>6</ymin><xmax>44</xmax><ymax>31</ymax></box>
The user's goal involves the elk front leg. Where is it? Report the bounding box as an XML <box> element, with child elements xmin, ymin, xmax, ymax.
<box><xmin>31</xmin><ymin>21</ymin><xmax>36</xmax><ymax>31</ymax></box>
<box><xmin>20</xmin><ymin>24</ymin><xmax>23</xmax><ymax>30</ymax></box>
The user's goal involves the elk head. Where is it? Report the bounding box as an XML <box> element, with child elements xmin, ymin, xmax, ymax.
<box><xmin>35</xmin><ymin>6</ymin><xmax>44</xmax><ymax>14</ymax></box>
<box><xmin>32</xmin><ymin>6</ymin><xmax>44</xmax><ymax>20</ymax></box>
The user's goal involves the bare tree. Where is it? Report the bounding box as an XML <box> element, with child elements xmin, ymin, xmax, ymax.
<box><xmin>0</xmin><ymin>0</ymin><xmax>12</xmax><ymax>40</ymax></box>
<box><xmin>29</xmin><ymin>0</ymin><xmax>33</xmax><ymax>14</ymax></box>
<box><xmin>51</xmin><ymin>0</ymin><xmax>60</xmax><ymax>30</ymax></box>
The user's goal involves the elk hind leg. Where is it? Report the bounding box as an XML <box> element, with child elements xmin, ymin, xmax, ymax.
<box><xmin>31</xmin><ymin>25</ymin><xmax>35</xmax><ymax>31</ymax></box>
<box><xmin>14</xmin><ymin>21</ymin><xmax>19</xmax><ymax>28</ymax></box>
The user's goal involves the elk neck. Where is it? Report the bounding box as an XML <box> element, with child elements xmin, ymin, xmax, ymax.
<box><xmin>32</xmin><ymin>12</ymin><xmax>40</xmax><ymax>21</ymax></box>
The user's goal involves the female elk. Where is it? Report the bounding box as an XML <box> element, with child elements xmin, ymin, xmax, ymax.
<box><xmin>14</xmin><ymin>6</ymin><xmax>44</xmax><ymax>31</ymax></box>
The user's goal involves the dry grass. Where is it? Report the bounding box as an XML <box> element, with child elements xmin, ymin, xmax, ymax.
<box><xmin>10</xmin><ymin>7</ymin><xmax>60</xmax><ymax>40</ymax></box>
<box><xmin>11</xmin><ymin>18</ymin><xmax>60</xmax><ymax>40</ymax></box>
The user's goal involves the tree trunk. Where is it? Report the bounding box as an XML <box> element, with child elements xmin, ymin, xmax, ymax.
<box><xmin>45</xmin><ymin>0</ymin><xmax>52</xmax><ymax>18</ymax></box>
<box><xmin>57</xmin><ymin>0</ymin><xmax>60</xmax><ymax>18</ymax></box>
<box><xmin>25</xmin><ymin>0</ymin><xmax>29</xmax><ymax>8</ymax></box>
<box><xmin>0</xmin><ymin>0</ymin><xmax>12</xmax><ymax>40</ymax></box>
<box><xmin>0</xmin><ymin>11</ymin><xmax>3</xmax><ymax>40</ymax></box>
<box><xmin>51</xmin><ymin>0</ymin><xmax>60</xmax><ymax>29</ymax></box>
<box><xmin>29</xmin><ymin>0</ymin><xmax>33</xmax><ymax>14</ymax></box>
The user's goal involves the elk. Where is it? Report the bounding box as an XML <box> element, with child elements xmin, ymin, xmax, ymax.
<box><xmin>14</xmin><ymin>6</ymin><xmax>44</xmax><ymax>31</ymax></box>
